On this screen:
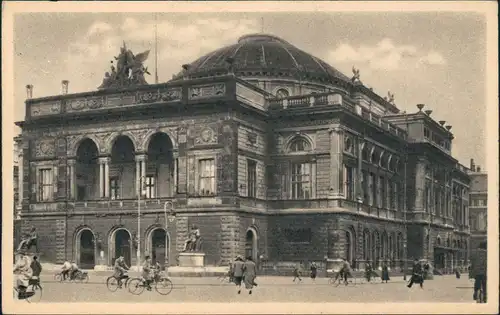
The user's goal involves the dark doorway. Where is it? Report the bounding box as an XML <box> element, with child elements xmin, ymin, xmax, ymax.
<box><xmin>151</xmin><ymin>229</ymin><xmax>167</xmax><ymax>266</ymax></box>
<box><xmin>345</xmin><ymin>231</ymin><xmax>352</xmax><ymax>264</ymax></box>
<box><xmin>245</xmin><ymin>229</ymin><xmax>257</xmax><ymax>261</ymax></box>
<box><xmin>115</xmin><ymin>229</ymin><xmax>131</xmax><ymax>267</ymax></box>
<box><xmin>79</xmin><ymin>230</ymin><xmax>95</xmax><ymax>269</ymax></box>
<box><xmin>434</xmin><ymin>249</ymin><xmax>445</xmax><ymax>270</ymax></box>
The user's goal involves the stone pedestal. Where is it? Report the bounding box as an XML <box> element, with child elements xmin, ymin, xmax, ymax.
<box><xmin>178</xmin><ymin>252</ymin><xmax>205</xmax><ymax>267</ymax></box>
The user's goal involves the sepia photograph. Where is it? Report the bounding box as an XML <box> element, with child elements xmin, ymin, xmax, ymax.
<box><xmin>2</xmin><ymin>1</ymin><xmax>498</xmax><ymax>314</ymax></box>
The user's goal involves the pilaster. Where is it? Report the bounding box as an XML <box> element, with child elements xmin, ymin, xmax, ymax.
<box><xmin>328</xmin><ymin>126</ymin><xmax>344</xmax><ymax>198</ymax></box>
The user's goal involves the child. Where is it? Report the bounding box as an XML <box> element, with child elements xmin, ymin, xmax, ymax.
<box><xmin>293</xmin><ymin>263</ymin><xmax>302</xmax><ymax>282</ymax></box>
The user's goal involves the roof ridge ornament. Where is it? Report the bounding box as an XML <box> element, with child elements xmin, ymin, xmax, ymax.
<box><xmin>98</xmin><ymin>42</ymin><xmax>151</xmax><ymax>90</ymax></box>
<box><xmin>351</xmin><ymin>66</ymin><xmax>361</xmax><ymax>84</ymax></box>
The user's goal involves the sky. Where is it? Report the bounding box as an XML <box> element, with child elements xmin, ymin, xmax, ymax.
<box><xmin>11</xmin><ymin>11</ymin><xmax>487</xmax><ymax>168</ymax></box>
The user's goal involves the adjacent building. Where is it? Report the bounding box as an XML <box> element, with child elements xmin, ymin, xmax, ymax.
<box><xmin>15</xmin><ymin>33</ymin><xmax>470</xmax><ymax>271</ymax></box>
<box><xmin>468</xmin><ymin>159</ymin><xmax>487</xmax><ymax>251</ymax></box>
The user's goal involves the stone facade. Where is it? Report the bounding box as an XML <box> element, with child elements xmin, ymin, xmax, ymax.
<box><xmin>16</xmin><ymin>35</ymin><xmax>471</xmax><ymax>271</ymax></box>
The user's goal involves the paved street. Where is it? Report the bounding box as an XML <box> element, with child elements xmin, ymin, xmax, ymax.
<box><xmin>16</xmin><ymin>274</ymin><xmax>476</xmax><ymax>303</ymax></box>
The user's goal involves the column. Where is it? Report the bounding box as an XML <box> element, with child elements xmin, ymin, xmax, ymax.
<box><xmin>173</xmin><ymin>153</ymin><xmax>178</xmax><ymax>196</ymax></box>
<box><xmin>356</xmin><ymin>138</ymin><xmax>363</xmax><ymax>202</ymax></box>
<box><xmin>67</xmin><ymin>159</ymin><xmax>76</xmax><ymax>199</ymax></box>
<box><xmin>311</xmin><ymin>158</ymin><xmax>317</xmax><ymax>199</ymax></box>
<box><xmin>99</xmin><ymin>158</ymin><xmax>105</xmax><ymax>198</ymax></box>
<box><xmin>328</xmin><ymin>126</ymin><xmax>344</xmax><ymax>198</ymax></box>
<box><xmin>104</xmin><ymin>159</ymin><xmax>110</xmax><ymax>198</ymax></box>
<box><xmin>135</xmin><ymin>154</ymin><xmax>146</xmax><ymax>196</ymax></box>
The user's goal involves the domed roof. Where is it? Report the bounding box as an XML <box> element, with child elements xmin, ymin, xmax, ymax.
<box><xmin>170</xmin><ymin>34</ymin><xmax>350</xmax><ymax>84</ymax></box>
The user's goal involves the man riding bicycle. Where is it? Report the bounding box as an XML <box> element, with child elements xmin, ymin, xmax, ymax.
<box><xmin>336</xmin><ymin>258</ymin><xmax>352</xmax><ymax>285</ymax></box>
<box><xmin>13</xmin><ymin>252</ymin><xmax>34</xmax><ymax>299</ymax></box>
<box><xmin>113</xmin><ymin>256</ymin><xmax>129</xmax><ymax>289</ymax></box>
<box><xmin>470</xmin><ymin>241</ymin><xmax>487</xmax><ymax>302</ymax></box>
<box><xmin>69</xmin><ymin>261</ymin><xmax>80</xmax><ymax>280</ymax></box>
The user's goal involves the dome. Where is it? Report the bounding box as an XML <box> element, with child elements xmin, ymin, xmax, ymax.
<box><xmin>170</xmin><ymin>34</ymin><xmax>350</xmax><ymax>84</ymax></box>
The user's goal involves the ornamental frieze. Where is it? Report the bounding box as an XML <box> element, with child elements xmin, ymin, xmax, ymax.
<box><xmin>30</xmin><ymin>101</ymin><xmax>61</xmax><ymax>117</ymax></box>
<box><xmin>67</xmin><ymin>97</ymin><xmax>105</xmax><ymax>112</ymax></box>
<box><xmin>33</xmin><ymin>138</ymin><xmax>56</xmax><ymax>157</ymax></box>
<box><xmin>188</xmin><ymin>83</ymin><xmax>225</xmax><ymax>100</ymax></box>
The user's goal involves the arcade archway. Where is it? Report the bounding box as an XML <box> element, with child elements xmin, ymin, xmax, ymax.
<box><xmin>109</xmin><ymin>228</ymin><xmax>132</xmax><ymax>267</ymax></box>
<box><xmin>148</xmin><ymin>228</ymin><xmax>169</xmax><ymax>266</ymax></box>
<box><xmin>76</xmin><ymin>228</ymin><xmax>96</xmax><ymax>269</ymax></box>
<box><xmin>245</xmin><ymin>227</ymin><xmax>258</xmax><ymax>262</ymax></box>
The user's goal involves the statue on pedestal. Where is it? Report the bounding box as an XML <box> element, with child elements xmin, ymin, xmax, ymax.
<box><xmin>16</xmin><ymin>227</ymin><xmax>38</xmax><ymax>253</ymax></box>
<box><xmin>183</xmin><ymin>225</ymin><xmax>203</xmax><ymax>252</ymax></box>
<box><xmin>98</xmin><ymin>41</ymin><xmax>151</xmax><ymax>90</ymax></box>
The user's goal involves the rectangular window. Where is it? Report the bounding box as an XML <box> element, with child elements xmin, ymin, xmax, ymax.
<box><xmin>198</xmin><ymin>159</ymin><xmax>215</xmax><ymax>195</ymax></box>
<box><xmin>380</xmin><ymin>176</ymin><xmax>386</xmax><ymax>208</ymax></box>
<box><xmin>362</xmin><ymin>171</ymin><xmax>369</xmax><ymax>203</ymax></box>
<box><xmin>38</xmin><ymin>168</ymin><xmax>53</xmax><ymax>201</ymax></box>
<box><xmin>370</xmin><ymin>173</ymin><xmax>377</xmax><ymax>206</ymax></box>
<box><xmin>291</xmin><ymin>162</ymin><xmax>311</xmax><ymax>199</ymax></box>
<box><xmin>424</xmin><ymin>127</ymin><xmax>430</xmax><ymax>139</ymax></box>
<box><xmin>247</xmin><ymin>160</ymin><xmax>257</xmax><ymax>198</ymax></box>
<box><xmin>388</xmin><ymin>181</ymin><xmax>394</xmax><ymax>209</ymax></box>
<box><xmin>345</xmin><ymin>165</ymin><xmax>354</xmax><ymax>200</ymax></box>
<box><xmin>145</xmin><ymin>175</ymin><xmax>156</xmax><ymax>199</ymax></box>
<box><xmin>283</xmin><ymin>228</ymin><xmax>312</xmax><ymax>243</ymax></box>
<box><xmin>110</xmin><ymin>177</ymin><xmax>120</xmax><ymax>200</ymax></box>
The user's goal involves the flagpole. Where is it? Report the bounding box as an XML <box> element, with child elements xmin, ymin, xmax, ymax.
<box><xmin>154</xmin><ymin>13</ymin><xmax>159</xmax><ymax>84</ymax></box>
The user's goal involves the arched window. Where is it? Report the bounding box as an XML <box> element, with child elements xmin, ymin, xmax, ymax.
<box><xmin>276</xmin><ymin>88</ymin><xmax>290</xmax><ymax>98</ymax></box>
<box><xmin>289</xmin><ymin>138</ymin><xmax>311</xmax><ymax>152</ymax></box>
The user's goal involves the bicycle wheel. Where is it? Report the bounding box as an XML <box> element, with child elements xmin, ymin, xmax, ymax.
<box><xmin>26</xmin><ymin>284</ymin><xmax>42</xmax><ymax>303</ymax></box>
<box><xmin>155</xmin><ymin>278</ymin><xmax>173</xmax><ymax>295</ymax></box>
<box><xmin>328</xmin><ymin>276</ymin><xmax>335</xmax><ymax>285</ymax></box>
<box><xmin>128</xmin><ymin>278</ymin><xmax>145</xmax><ymax>295</ymax></box>
<box><xmin>54</xmin><ymin>273</ymin><xmax>62</xmax><ymax>282</ymax></box>
<box><xmin>106</xmin><ymin>276</ymin><xmax>120</xmax><ymax>292</ymax></box>
<box><xmin>79</xmin><ymin>273</ymin><xmax>89</xmax><ymax>284</ymax></box>
<box><xmin>333</xmin><ymin>278</ymin><xmax>342</xmax><ymax>287</ymax></box>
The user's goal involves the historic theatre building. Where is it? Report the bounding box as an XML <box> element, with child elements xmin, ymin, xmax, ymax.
<box><xmin>16</xmin><ymin>34</ymin><xmax>470</xmax><ymax>272</ymax></box>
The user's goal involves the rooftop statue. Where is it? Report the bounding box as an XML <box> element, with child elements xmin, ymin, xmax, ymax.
<box><xmin>351</xmin><ymin>66</ymin><xmax>361</xmax><ymax>83</ymax></box>
<box><xmin>98</xmin><ymin>41</ymin><xmax>151</xmax><ymax>90</ymax></box>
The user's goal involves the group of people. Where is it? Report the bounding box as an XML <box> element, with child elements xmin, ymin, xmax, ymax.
<box><xmin>230</xmin><ymin>255</ymin><xmax>258</xmax><ymax>295</ymax></box>
<box><xmin>13</xmin><ymin>253</ymin><xmax>42</xmax><ymax>299</ymax></box>
<box><xmin>61</xmin><ymin>260</ymin><xmax>81</xmax><ymax>281</ymax></box>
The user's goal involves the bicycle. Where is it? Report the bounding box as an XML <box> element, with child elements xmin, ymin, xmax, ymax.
<box><xmin>54</xmin><ymin>270</ymin><xmax>89</xmax><ymax>283</ymax></box>
<box><xmin>328</xmin><ymin>272</ymin><xmax>358</xmax><ymax>286</ymax></box>
<box><xmin>217</xmin><ymin>271</ymin><xmax>234</xmax><ymax>283</ymax></box>
<box><xmin>13</xmin><ymin>277</ymin><xmax>42</xmax><ymax>303</ymax></box>
<box><xmin>128</xmin><ymin>271</ymin><xmax>173</xmax><ymax>295</ymax></box>
<box><xmin>106</xmin><ymin>274</ymin><xmax>131</xmax><ymax>292</ymax></box>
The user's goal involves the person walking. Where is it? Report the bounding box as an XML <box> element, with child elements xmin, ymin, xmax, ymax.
<box><xmin>232</xmin><ymin>255</ymin><xmax>245</xmax><ymax>294</ymax></box>
<box><xmin>407</xmin><ymin>259</ymin><xmax>424</xmax><ymax>289</ymax></box>
<box><xmin>243</xmin><ymin>256</ymin><xmax>258</xmax><ymax>295</ymax></box>
<box><xmin>310</xmin><ymin>262</ymin><xmax>318</xmax><ymax>283</ymax></box>
<box><xmin>470</xmin><ymin>241</ymin><xmax>487</xmax><ymax>303</ymax></box>
<box><xmin>292</xmin><ymin>263</ymin><xmax>303</xmax><ymax>282</ymax></box>
<box><xmin>30</xmin><ymin>256</ymin><xmax>43</xmax><ymax>279</ymax></box>
<box><xmin>381</xmin><ymin>262</ymin><xmax>390</xmax><ymax>283</ymax></box>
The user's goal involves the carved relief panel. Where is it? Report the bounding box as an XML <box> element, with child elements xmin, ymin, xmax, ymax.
<box><xmin>33</xmin><ymin>138</ymin><xmax>56</xmax><ymax>158</ymax></box>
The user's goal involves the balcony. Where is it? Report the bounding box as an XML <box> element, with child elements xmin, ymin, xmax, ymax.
<box><xmin>269</xmin><ymin>92</ymin><xmax>407</xmax><ymax>140</ymax></box>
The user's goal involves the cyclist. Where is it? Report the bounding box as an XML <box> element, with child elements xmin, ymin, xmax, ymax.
<box><xmin>339</xmin><ymin>258</ymin><xmax>352</xmax><ymax>285</ymax></box>
<box><xmin>113</xmin><ymin>256</ymin><xmax>129</xmax><ymax>289</ymax></box>
<box><xmin>69</xmin><ymin>261</ymin><xmax>80</xmax><ymax>280</ymax></box>
<box><xmin>13</xmin><ymin>252</ymin><xmax>34</xmax><ymax>299</ymax></box>
<box><xmin>61</xmin><ymin>260</ymin><xmax>71</xmax><ymax>281</ymax></box>
<box><xmin>470</xmin><ymin>241</ymin><xmax>487</xmax><ymax>303</ymax></box>
<box><xmin>142</xmin><ymin>255</ymin><xmax>153</xmax><ymax>291</ymax></box>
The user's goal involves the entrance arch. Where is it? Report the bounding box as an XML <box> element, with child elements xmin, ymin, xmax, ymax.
<box><xmin>147</xmin><ymin>228</ymin><xmax>169</xmax><ymax>266</ymax></box>
<box><xmin>75</xmin><ymin>228</ymin><xmax>96</xmax><ymax>269</ymax></box>
<box><xmin>109</xmin><ymin>228</ymin><xmax>132</xmax><ymax>267</ymax></box>
<box><xmin>245</xmin><ymin>227</ymin><xmax>258</xmax><ymax>262</ymax></box>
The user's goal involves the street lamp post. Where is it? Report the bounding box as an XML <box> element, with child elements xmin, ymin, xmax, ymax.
<box><xmin>164</xmin><ymin>201</ymin><xmax>174</xmax><ymax>266</ymax></box>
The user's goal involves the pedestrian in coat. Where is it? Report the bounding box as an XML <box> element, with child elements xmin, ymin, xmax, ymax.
<box><xmin>381</xmin><ymin>263</ymin><xmax>390</xmax><ymax>283</ymax></box>
<box><xmin>243</xmin><ymin>256</ymin><xmax>258</xmax><ymax>295</ymax></box>
<box><xmin>232</xmin><ymin>255</ymin><xmax>245</xmax><ymax>294</ymax></box>
<box><xmin>310</xmin><ymin>262</ymin><xmax>318</xmax><ymax>282</ymax></box>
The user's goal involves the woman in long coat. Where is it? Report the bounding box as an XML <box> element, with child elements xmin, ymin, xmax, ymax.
<box><xmin>243</xmin><ymin>256</ymin><xmax>257</xmax><ymax>295</ymax></box>
<box><xmin>381</xmin><ymin>262</ymin><xmax>390</xmax><ymax>283</ymax></box>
